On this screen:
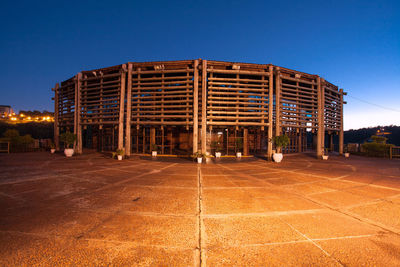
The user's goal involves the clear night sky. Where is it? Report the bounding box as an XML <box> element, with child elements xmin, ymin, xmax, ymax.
<box><xmin>1</xmin><ymin>0</ymin><xmax>399</xmax><ymax>130</ymax></box>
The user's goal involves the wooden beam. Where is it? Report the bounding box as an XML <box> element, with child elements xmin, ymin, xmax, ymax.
<box><xmin>267</xmin><ymin>65</ymin><xmax>273</xmax><ymax>159</ymax></box>
<box><xmin>74</xmin><ymin>73</ymin><xmax>82</xmax><ymax>154</ymax></box>
<box><xmin>275</xmin><ymin>68</ymin><xmax>281</xmax><ymax>136</ymax></box>
<box><xmin>150</xmin><ymin>127</ymin><xmax>156</xmax><ymax>146</ymax></box>
<box><xmin>243</xmin><ymin>128</ymin><xmax>249</xmax><ymax>156</ymax></box>
<box><xmin>118</xmin><ymin>65</ymin><xmax>126</xmax><ymax>150</ymax></box>
<box><xmin>316</xmin><ymin>77</ymin><xmax>324</xmax><ymax>158</ymax></box>
<box><xmin>193</xmin><ymin>59</ymin><xmax>199</xmax><ymax>153</ymax></box>
<box><xmin>125</xmin><ymin>63</ymin><xmax>132</xmax><ymax>156</ymax></box>
<box><xmin>298</xmin><ymin>131</ymin><xmax>302</xmax><ymax>153</ymax></box>
<box><xmin>201</xmin><ymin>60</ymin><xmax>207</xmax><ymax>154</ymax></box>
<box><xmin>339</xmin><ymin>88</ymin><xmax>344</xmax><ymax>154</ymax></box>
<box><xmin>53</xmin><ymin>83</ymin><xmax>60</xmax><ymax>151</ymax></box>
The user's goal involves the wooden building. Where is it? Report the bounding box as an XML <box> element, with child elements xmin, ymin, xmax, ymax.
<box><xmin>52</xmin><ymin>59</ymin><xmax>346</xmax><ymax>159</ymax></box>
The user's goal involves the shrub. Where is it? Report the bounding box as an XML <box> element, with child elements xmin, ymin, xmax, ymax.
<box><xmin>20</xmin><ymin>134</ymin><xmax>34</xmax><ymax>145</ymax></box>
<box><xmin>370</xmin><ymin>135</ymin><xmax>387</xmax><ymax>144</ymax></box>
<box><xmin>362</xmin><ymin>142</ymin><xmax>392</xmax><ymax>158</ymax></box>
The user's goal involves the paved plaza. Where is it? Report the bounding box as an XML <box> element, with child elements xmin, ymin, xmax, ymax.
<box><xmin>0</xmin><ymin>152</ymin><xmax>400</xmax><ymax>266</ymax></box>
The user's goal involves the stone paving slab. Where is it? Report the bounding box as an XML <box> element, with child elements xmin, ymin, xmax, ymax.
<box><xmin>204</xmin><ymin>216</ymin><xmax>306</xmax><ymax>247</ymax></box>
<box><xmin>316</xmin><ymin>234</ymin><xmax>400</xmax><ymax>266</ymax></box>
<box><xmin>205</xmin><ymin>243</ymin><xmax>340</xmax><ymax>266</ymax></box>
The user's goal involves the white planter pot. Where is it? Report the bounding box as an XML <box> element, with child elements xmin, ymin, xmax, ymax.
<box><xmin>50</xmin><ymin>148</ymin><xmax>56</xmax><ymax>154</ymax></box>
<box><xmin>236</xmin><ymin>152</ymin><xmax>242</xmax><ymax>158</ymax></box>
<box><xmin>344</xmin><ymin>153</ymin><xmax>350</xmax><ymax>158</ymax></box>
<box><xmin>152</xmin><ymin>151</ymin><xmax>157</xmax><ymax>157</ymax></box>
<box><xmin>197</xmin><ymin>157</ymin><xmax>203</xmax><ymax>164</ymax></box>
<box><xmin>322</xmin><ymin>155</ymin><xmax>329</xmax><ymax>160</ymax></box>
<box><xmin>215</xmin><ymin>152</ymin><xmax>221</xmax><ymax>158</ymax></box>
<box><xmin>64</xmin><ymin>148</ymin><xmax>74</xmax><ymax>157</ymax></box>
<box><xmin>117</xmin><ymin>155</ymin><xmax>123</xmax><ymax>161</ymax></box>
<box><xmin>273</xmin><ymin>153</ymin><xmax>283</xmax><ymax>163</ymax></box>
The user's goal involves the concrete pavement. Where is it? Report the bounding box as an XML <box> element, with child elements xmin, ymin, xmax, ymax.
<box><xmin>0</xmin><ymin>152</ymin><xmax>399</xmax><ymax>266</ymax></box>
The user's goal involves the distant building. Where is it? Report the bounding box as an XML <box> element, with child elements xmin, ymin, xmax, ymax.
<box><xmin>0</xmin><ymin>105</ymin><xmax>13</xmax><ymax>117</ymax></box>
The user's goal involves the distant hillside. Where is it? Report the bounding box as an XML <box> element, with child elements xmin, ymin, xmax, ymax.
<box><xmin>345</xmin><ymin>125</ymin><xmax>400</xmax><ymax>146</ymax></box>
<box><xmin>0</xmin><ymin>122</ymin><xmax>53</xmax><ymax>139</ymax></box>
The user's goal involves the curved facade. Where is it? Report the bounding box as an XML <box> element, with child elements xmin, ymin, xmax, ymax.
<box><xmin>52</xmin><ymin>59</ymin><xmax>345</xmax><ymax>158</ymax></box>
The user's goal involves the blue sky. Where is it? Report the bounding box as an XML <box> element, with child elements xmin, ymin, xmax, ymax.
<box><xmin>0</xmin><ymin>0</ymin><xmax>399</xmax><ymax>130</ymax></box>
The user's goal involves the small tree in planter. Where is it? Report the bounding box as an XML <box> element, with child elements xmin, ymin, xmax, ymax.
<box><xmin>151</xmin><ymin>144</ymin><xmax>158</xmax><ymax>157</ymax></box>
<box><xmin>50</xmin><ymin>142</ymin><xmax>56</xmax><ymax>154</ymax></box>
<box><xmin>322</xmin><ymin>148</ymin><xmax>329</xmax><ymax>160</ymax></box>
<box><xmin>211</xmin><ymin>141</ymin><xmax>222</xmax><ymax>158</ymax></box>
<box><xmin>60</xmin><ymin>131</ymin><xmax>76</xmax><ymax>157</ymax></box>
<box><xmin>192</xmin><ymin>151</ymin><xmax>206</xmax><ymax>163</ymax></box>
<box><xmin>344</xmin><ymin>146</ymin><xmax>350</xmax><ymax>158</ymax></box>
<box><xmin>272</xmin><ymin>135</ymin><xmax>290</xmax><ymax>163</ymax></box>
<box><xmin>235</xmin><ymin>138</ymin><xmax>243</xmax><ymax>158</ymax></box>
<box><xmin>112</xmin><ymin>149</ymin><xmax>125</xmax><ymax>160</ymax></box>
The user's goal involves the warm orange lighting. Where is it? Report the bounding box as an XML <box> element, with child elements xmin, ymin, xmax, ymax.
<box><xmin>10</xmin><ymin>117</ymin><xmax>17</xmax><ymax>121</ymax></box>
<box><xmin>27</xmin><ymin>116</ymin><xmax>31</xmax><ymax>120</ymax></box>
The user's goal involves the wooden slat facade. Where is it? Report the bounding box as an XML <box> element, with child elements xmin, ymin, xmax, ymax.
<box><xmin>53</xmin><ymin>59</ymin><xmax>345</xmax><ymax>159</ymax></box>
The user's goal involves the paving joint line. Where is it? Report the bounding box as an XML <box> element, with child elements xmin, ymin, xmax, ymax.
<box><xmin>281</xmin><ymin>219</ymin><xmax>345</xmax><ymax>266</ymax></box>
<box><xmin>197</xmin><ymin>166</ymin><xmax>206</xmax><ymax>267</ymax></box>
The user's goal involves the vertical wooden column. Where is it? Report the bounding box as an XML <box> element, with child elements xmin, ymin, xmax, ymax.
<box><xmin>118</xmin><ymin>65</ymin><xmax>126</xmax><ymax>150</ymax></box>
<box><xmin>316</xmin><ymin>77</ymin><xmax>324</xmax><ymax>158</ymax></box>
<box><xmin>275</xmin><ymin>67</ymin><xmax>281</xmax><ymax>137</ymax></box>
<box><xmin>201</xmin><ymin>60</ymin><xmax>207</xmax><ymax>154</ymax></box>
<box><xmin>267</xmin><ymin>65</ymin><xmax>274</xmax><ymax>159</ymax></box>
<box><xmin>150</xmin><ymin>127</ymin><xmax>156</xmax><ymax>146</ymax></box>
<box><xmin>330</xmin><ymin>134</ymin><xmax>334</xmax><ymax>151</ymax></box>
<box><xmin>193</xmin><ymin>59</ymin><xmax>199</xmax><ymax>153</ymax></box>
<box><xmin>298</xmin><ymin>131</ymin><xmax>302</xmax><ymax>153</ymax></box>
<box><xmin>74</xmin><ymin>73</ymin><xmax>82</xmax><ymax>154</ymax></box>
<box><xmin>53</xmin><ymin>83</ymin><xmax>60</xmax><ymax>151</ymax></box>
<box><xmin>243</xmin><ymin>128</ymin><xmax>249</xmax><ymax>156</ymax></box>
<box><xmin>339</xmin><ymin>89</ymin><xmax>344</xmax><ymax>155</ymax></box>
<box><xmin>142</xmin><ymin>127</ymin><xmax>145</xmax><ymax>153</ymax></box>
<box><xmin>169</xmin><ymin>130</ymin><xmax>173</xmax><ymax>154</ymax></box>
<box><xmin>125</xmin><ymin>63</ymin><xmax>132</xmax><ymax>156</ymax></box>
<box><xmin>161</xmin><ymin>127</ymin><xmax>164</xmax><ymax>154</ymax></box>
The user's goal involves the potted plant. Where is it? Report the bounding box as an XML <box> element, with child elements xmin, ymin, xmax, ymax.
<box><xmin>112</xmin><ymin>149</ymin><xmax>125</xmax><ymax>160</ymax></box>
<box><xmin>192</xmin><ymin>151</ymin><xmax>205</xmax><ymax>163</ymax></box>
<box><xmin>272</xmin><ymin>135</ymin><xmax>290</xmax><ymax>163</ymax></box>
<box><xmin>235</xmin><ymin>138</ymin><xmax>243</xmax><ymax>158</ymax></box>
<box><xmin>211</xmin><ymin>141</ymin><xmax>222</xmax><ymax>158</ymax></box>
<box><xmin>322</xmin><ymin>148</ymin><xmax>329</xmax><ymax>160</ymax></box>
<box><xmin>116</xmin><ymin>149</ymin><xmax>124</xmax><ymax>160</ymax></box>
<box><xmin>50</xmin><ymin>142</ymin><xmax>56</xmax><ymax>154</ymax></box>
<box><xmin>344</xmin><ymin>146</ymin><xmax>350</xmax><ymax>158</ymax></box>
<box><xmin>151</xmin><ymin>144</ymin><xmax>158</xmax><ymax>157</ymax></box>
<box><xmin>60</xmin><ymin>131</ymin><xmax>76</xmax><ymax>157</ymax></box>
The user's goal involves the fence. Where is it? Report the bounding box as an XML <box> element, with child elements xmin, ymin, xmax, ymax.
<box><xmin>0</xmin><ymin>141</ymin><xmax>10</xmax><ymax>153</ymax></box>
<box><xmin>390</xmin><ymin>146</ymin><xmax>400</xmax><ymax>159</ymax></box>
